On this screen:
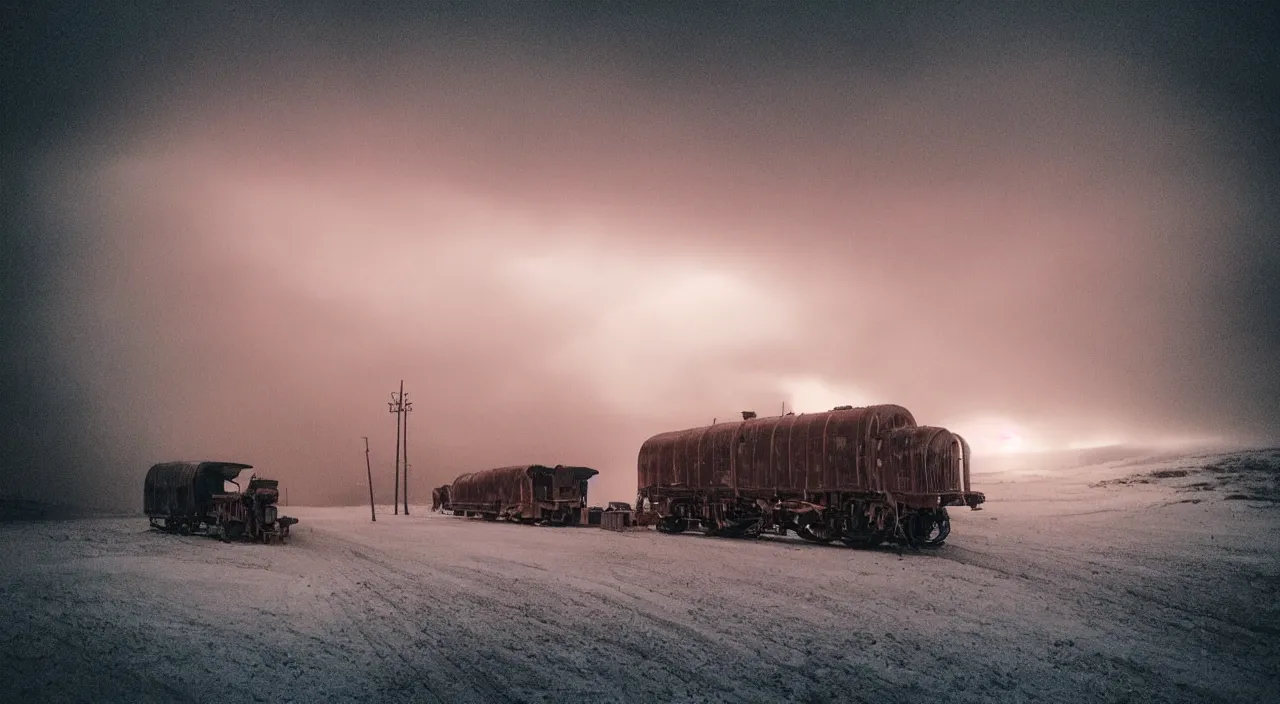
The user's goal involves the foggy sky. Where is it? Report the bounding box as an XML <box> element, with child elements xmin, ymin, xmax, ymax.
<box><xmin>4</xmin><ymin>2</ymin><xmax>1278</xmax><ymax>510</ymax></box>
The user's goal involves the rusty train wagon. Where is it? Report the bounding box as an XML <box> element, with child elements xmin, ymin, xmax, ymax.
<box><xmin>636</xmin><ymin>405</ymin><xmax>986</xmax><ymax>548</ymax></box>
<box><xmin>144</xmin><ymin>460</ymin><xmax>297</xmax><ymax>543</ymax></box>
<box><xmin>446</xmin><ymin>464</ymin><xmax>599</xmax><ymax>525</ymax></box>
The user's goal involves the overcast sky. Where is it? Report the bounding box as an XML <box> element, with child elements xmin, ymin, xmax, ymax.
<box><xmin>4</xmin><ymin>2</ymin><xmax>1278</xmax><ymax>509</ymax></box>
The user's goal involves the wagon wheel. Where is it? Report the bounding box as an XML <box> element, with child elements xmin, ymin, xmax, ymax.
<box><xmin>920</xmin><ymin>511</ymin><xmax>950</xmax><ymax>548</ymax></box>
<box><xmin>714</xmin><ymin>516</ymin><xmax>763</xmax><ymax>539</ymax></box>
<box><xmin>906</xmin><ymin>511</ymin><xmax>949</xmax><ymax>548</ymax></box>
<box><xmin>786</xmin><ymin>507</ymin><xmax>832</xmax><ymax>542</ymax></box>
<box><xmin>796</xmin><ymin>525</ymin><xmax>835</xmax><ymax>544</ymax></box>
<box><xmin>794</xmin><ymin>518</ymin><xmax>836</xmax><ymax>544</ymax></box>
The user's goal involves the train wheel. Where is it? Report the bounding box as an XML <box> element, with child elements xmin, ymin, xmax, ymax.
<box><xmin>714</xmin><ymin>516</ymin><xmax>763</xmax><ymax>539</ymax></box>
<box><xmin>797</xmin><ymin>527</ymin><xmax>834</xmax><ymax>544</ymax></box>
<box><xmin>795</xmin><ymin>518</ymin><xmax>836</xmax><ymax>544</ymax></box>
<box><xmin>907</xmin><ymin>511</ymin><xmax>949</xmax><ymax>548</ymax></box>
<box><xmin>922</xmin><ymin>511</ymin><xmax>950</xmax><ymax>548</ymax></box>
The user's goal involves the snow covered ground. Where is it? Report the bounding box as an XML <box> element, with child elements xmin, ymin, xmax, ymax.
<box><xmin>2</xmin><ymin>448</ymin><xmax>1277</xmax><ymax>703</ymax></box>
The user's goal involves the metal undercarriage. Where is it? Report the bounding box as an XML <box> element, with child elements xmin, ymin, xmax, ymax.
<box><xmin>643</xmin><ymin>489</ymin><xmax>984</xmax><ymax>549</ymax></box>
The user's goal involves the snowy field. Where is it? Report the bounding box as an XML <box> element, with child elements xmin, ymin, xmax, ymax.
<box><xmin>2</xmin><ymin>449</ymin><xmax>1278</xmax><ymax>704</ymax></box>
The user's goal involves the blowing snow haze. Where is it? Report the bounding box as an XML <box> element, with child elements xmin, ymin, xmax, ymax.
<box><xmin>3</xmin><ymin>2</ymin><xmax>1278</xmax><ymax>510</ymax></box>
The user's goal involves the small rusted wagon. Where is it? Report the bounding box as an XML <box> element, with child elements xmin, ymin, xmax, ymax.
<box><xmin>144</xmin><ymin>461</ymin><xmax>298</xmax><ymax>544</ymax></box>
<box><xmin>441</xmin><ymin>464</ymin><xmax>599</xmax><ymax>525</ymax></box>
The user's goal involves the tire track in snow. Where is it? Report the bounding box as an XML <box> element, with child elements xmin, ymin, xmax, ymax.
<box><xmin>309</xmin><ymin>532</ymin><xmax>519</xmax><ymax>703</ymax></box>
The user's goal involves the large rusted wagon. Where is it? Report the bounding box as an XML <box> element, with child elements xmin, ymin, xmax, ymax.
<box><xmin>443</xmin><ymin>464</ymin><xmax>599</xmax><ymax>525</ymax></box>
<box><xmin>144</xmin><ymin>461</ymin><xmax>298</xmax><ymax>543</ymax></box>
<box><xmin>636</xmin><ymin>405</ymin><xmax>985</xmax><ymax>548</ymax></box>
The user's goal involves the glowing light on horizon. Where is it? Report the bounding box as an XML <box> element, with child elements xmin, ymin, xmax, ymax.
<box><xmin>1064</xmin><ymin>437</ymin><xmax>1126</xmax><ymax>451</ymax></box>
<box><xmin>951</xmin><ymin>415</ymin><xmax>1047</xmax><ymax>456</ymax></box>
<box><xmin>997</xmin><ymin>429</ymin><xmax>1026</xmax><ymax>453</ymax></box>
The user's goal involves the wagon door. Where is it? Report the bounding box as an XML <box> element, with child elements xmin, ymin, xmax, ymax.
<box><xmin>532</xmin><ymin>471</ymin><xmax>552</xmax><ymax>503</ymax></box>
<box><xmin>520</xmin><ymin>475</ymin><xmax>533</xmax><ymax>513</ymax></box>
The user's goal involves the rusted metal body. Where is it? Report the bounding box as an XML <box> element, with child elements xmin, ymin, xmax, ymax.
<box><xmin>441</xmin><ymin>464</ymin><xmax>598</xmax><ymax>525</ymax></box>
<box><xmin>636</xmin><ymin>405</ymin><xmax>985</xmax><ymax>548</ymax></box>
<box><xmin>144</xmin><ymin>461</ymin><xmax>297</xmax><ymax>544</ymax></box>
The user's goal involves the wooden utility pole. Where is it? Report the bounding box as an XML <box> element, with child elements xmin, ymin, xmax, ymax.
<box><xmin>402</xmin><ymin>390</ymin><xmax>412</xmax><ymax>516</ymax></box>
<box><xmin>388</xmin><ymin>381</ymin><xmax>412</xmax><ymax>515</ymax></box>
<box><xmin>363</xmin><ymin>436</ymin><xmax>376</xmax><ymax>522</ymax></box>
<box><xmin>389</xmin><ymin>381</ymin><xmax>403</xmax><ymax>515</ymax></box>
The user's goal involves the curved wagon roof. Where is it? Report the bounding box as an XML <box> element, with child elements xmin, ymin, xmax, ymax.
<box><xmin>146</xmin><ymin>460</ymin><xmax>253</xmax><ymax>485</ymax></box>
<box><xmin>451</xmin><ymin>464</ymin><xmax>599</xmax><ymax>488</ymax></box>
<box><xmin>639</xmin><ymin>404</ymin><xmax>917</xmax><ymax>454</ymax></box>
<box><xmin>637</xmin><ymin>404</ymin><xmax>945</xmax><ymax>494</ymax></box>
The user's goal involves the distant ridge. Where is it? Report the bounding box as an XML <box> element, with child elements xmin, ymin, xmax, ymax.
<box><xmin>970</xmin><ymin>441</ymin><xmax>1256</xmax><ymax>475</ymax></box>
<box><xmin>0</xmin><ymin>495</ymin><xmax>129</xmax><ymax>523</ymax></box>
